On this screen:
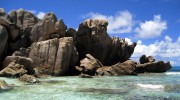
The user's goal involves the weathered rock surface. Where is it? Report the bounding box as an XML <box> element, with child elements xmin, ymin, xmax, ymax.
<box><xmin>96</xmin><ymin>60</ymin><xmax>137</xmax><ymax>76</ymax></box>
<box><xmin>139</xmin><ymin>55</ymin><xmax>155</xmax><ymax>64</ymax></box>
<box><xmin>19</xmin><ymin>74</ymin><xmax>39</xmax><ymax>83</ymax></box>
<box><xmin>31</xmin><ymin>13</ymin><xmax>68</xmax><ymax>42</ymax></box>
<box><xmin>3</xmin><ymin>56</ymin><xmax>33</xmax><ymax>73</ymax></box>
<box><xmin>76</xmin><ymin>19</ymin><xmax>136</xmax><ymax>65</ymax></box>
<box><xmin>0</xmin><ymin>61</ymin><xmax>27</xmax><ymax>77</ymax></box>
<box><xmin>28</xmin><ymin>37</ymin><xmax>79</xmax><ymax>75</ymax></box>
<box><xmin>0</xmin><ymin>25</ymin><xmax>8</xmax><ymax>61</ymax></box>
<box><xmin>76</xmin><ymin>54</ymin><xmax>103</xmax><ymax>75</ymax></box>
<box><xmin>9</xmin><ymin>8</ymin><xmax>39</xmax><ymax>33</ymax></box>
<box><xmin>136</xmin><ymin>61</ymin><xmax>172</xmax><ymax>73</ymax></box>
<box><xmin>12</xmin><ymin>47</ymin><xmax>31</xmax><ymax>57</ymax></box>
<box><xmin>0</xmin><ymin>80</ymin><xmax>13</xmax><ymax>91</ymax></box>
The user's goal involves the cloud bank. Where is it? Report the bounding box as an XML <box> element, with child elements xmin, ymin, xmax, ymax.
<box><xmin>135</xmin><ymin>15</ymin><xmax>167</xmax><ymax>38</ymax></box>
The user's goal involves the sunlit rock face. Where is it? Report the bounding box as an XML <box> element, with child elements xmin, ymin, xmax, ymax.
<box><xmin>28</xmin><ymin>37</ymin><xmax>79</xmax><ymax>76</ymax></box>
<box><xmin>76</xmin><ymin>19</ymin><xmax>136</xmax><ymax>65</ymax></box>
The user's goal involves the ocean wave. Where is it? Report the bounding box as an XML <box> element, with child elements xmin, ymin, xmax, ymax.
<box><xmin>165</xmin><ymin>72</ymin><xmax>180</xmax><ymax>75</ymax></box>
<box><xmin>136</xmin><ymin>84</ymin><xmax>164</xmax><ymax>89</ymax></box>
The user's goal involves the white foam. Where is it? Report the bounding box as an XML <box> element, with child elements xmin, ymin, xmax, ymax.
<box><xmin>136</xmin><ymin>84</ymin><xmax>164</xmax><ymax>89</ymax></box>
<box><xmin>165</xmin><ymin>72</ymin><xmax>180</xmax><ymax>75</ymax></box>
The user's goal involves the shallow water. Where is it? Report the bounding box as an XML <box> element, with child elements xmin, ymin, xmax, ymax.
<box><xmin>0</xmin><ymin>68</ymin><xmax>180</xmax><ymax>100</ymax></box>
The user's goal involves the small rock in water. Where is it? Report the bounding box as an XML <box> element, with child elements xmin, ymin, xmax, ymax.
<box><xmin>79</xmin><ymin>73</ymin><xmax>93</xmax><ymax>78</ymax></box>
<box><xmin>0</xmin><ymin>80</ymin><xmax>13</xmax><ymax>91</ymax></box>
<box><xmin>19</xmin><ymin>74</ymin><xmax>39</xmax><ymax>83</ymax></box>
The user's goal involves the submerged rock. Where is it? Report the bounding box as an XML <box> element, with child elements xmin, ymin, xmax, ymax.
<box><xmin>28</xmin><ymin>37</ymin><xmax>79</xmax><ymax>76</ymax></box>
<box><xmin>19</xmin><ymin>74</ymin><xmax>39</xmax><ymax>83</ymax></box>
<box><xmin>79</xmin><ymin>73</ymin><xmax>93</xmax><ymax>78</ymax></box>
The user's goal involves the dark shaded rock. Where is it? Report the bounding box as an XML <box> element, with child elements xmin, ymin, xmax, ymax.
<box><xmin>19</xmin><ymin>74</ymin><xmax>39</xmax><ymax>83</ymax></box>
<box><xmin>76</xmin><ymin>19</ymin><xmax>136</xmax><ymax>65</ymax></box>
<box><xmin>12</xmin><ymin>47</ymin><xmax>31</xmax><ymax>57</ymax></box>
<box><xmin>96</xmin><ymin>60</ymin><xmax>137</xmax><ymax>76</ymax></box>
<box><xmin>79</xmin><ymin>73</ymin><xmax>93</xmax><ymax>78</ymax></box>
<box><xmin>3</xmin><ymin>56</ymin><xmax>33</xmax><ymax>73</ymax></box>
<box><xmin>66</xmin><ymin>28</ymin><xmax>76</xmax><ymax>38</ymax></box>
<box><xmin>139</xmin><ymin>55</ymin><xmax>155</xmax><ymax>64</ymax></box>
<box><xmin>28</xmin><ymin>37</ymin><xmax>79</xmax><ymax>76</ymax></box>
<box><xmin>76</xmin><ymin>54</ymin><xmax>103</xmax><ymax>75</ymax></box>
<box><xmin>0</xmin><ymin>25</ymin><xmax>8</xmax><ymax>61</ymax></box>
<box><xmin>0</xmin><ymin>80</ymin><xmax>13</xmax><ymax>91</ymax></box>
<box><xmin>136</xmin><ymin>61</ymin><xmax>172</xmax><ymax>73</ymax></box>
<box><xmin>0</xmin><ymin>61</ymin><xmax>27</xmax><ymax>77</ymax></box>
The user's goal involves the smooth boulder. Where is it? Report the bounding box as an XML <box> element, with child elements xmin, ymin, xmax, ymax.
<box><xmin>28</xmin><ymin>37</ymin><xmax>79</xmax><ymax>76</ymax></box>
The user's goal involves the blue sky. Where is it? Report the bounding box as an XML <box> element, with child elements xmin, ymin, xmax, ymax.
<box><xmin>0</xmin><ymin>0</ymin><xmax>180</xmax><ymax>66</ymax></box>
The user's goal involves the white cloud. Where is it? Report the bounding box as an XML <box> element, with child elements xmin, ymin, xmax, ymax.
<box><xmin>37</xmin><ymin>12</ymin><xmax>46</xmax><ymax>19</ymax></box>
<box><xmin>135</xmin><ymin>15</ymin><xmax>167</xmax><ymax>38</ymax></box>
<box><xmin>131</xmin><ymin>35</ymin><xmax>180</xmax><ymax>58</ymax></box>
<box><xmin>165</xmin><ymin>35</ymin><xmax>172</xmax><ymax>42</ymax></box>
<box><xmin>125</xmin><ymin>38</ymin><xmax>133</xmax><ymax>45</ymax></box>
<box><xmin>83</xmin><ymin>11</ymin><xmax>134</xmax><ymax>34</ymax></box>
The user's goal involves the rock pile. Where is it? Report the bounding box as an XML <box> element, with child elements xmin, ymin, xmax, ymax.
<box><xmin>0</xmin><ymin>8</ymin><xmax>172</xmax><ymax>80</ymax></box>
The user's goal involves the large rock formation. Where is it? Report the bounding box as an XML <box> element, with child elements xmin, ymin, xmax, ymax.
<box><xmin>0</xmin><ymin>8</ymin><xmax>172</xmax><ymax>77</ymax></box>
<box><xmin>31</xmin><ymin>13</ymin><xmax>67</xmax><ymax>42</ymax></box>
<box><xmin>0</xmin><ymin>9</ymin><xmax>38</xmax><ymax>56</ymax></box>
<box><xmin>8</xmin><ymin>9</ymin><xmax>39</xmax><ymax>53</ymax></box>
<box><xmin>76</xmin><ymin>19</ymin><xmax>136</xmax><ymax>65</ymax></box>
<box><xmin>28</xmin><ymin>37</ymin><xmax>79</xmax><ymax>76</ymax></box>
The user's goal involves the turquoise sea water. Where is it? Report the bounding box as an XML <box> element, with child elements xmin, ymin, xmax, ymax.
<box><xmin>0</xmin><ymin>67</ymin><xmax>180</xmax><ymax>100</ymax></box>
